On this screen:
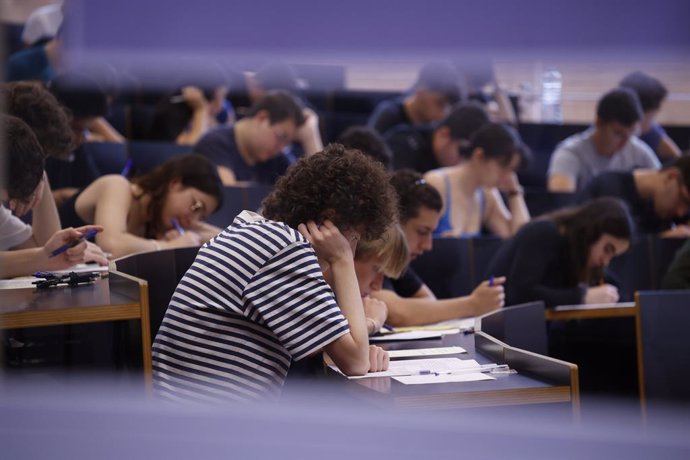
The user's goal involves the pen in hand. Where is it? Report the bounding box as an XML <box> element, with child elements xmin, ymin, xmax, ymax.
<box><xmin>49</xmin><ymin>229</ymin><xmax>99</xmax><ymax>258</ymax></box>
<box><xmin>171</xmin><ymin>218</ymin><xmax>185</xmax><ymax>235</ymax></box>
<box><xmin>488</xmin><ymin>276</ymin><xmax>494</xmax><ymax>287</ymax></box>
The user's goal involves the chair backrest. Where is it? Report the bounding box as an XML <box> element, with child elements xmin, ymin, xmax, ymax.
<box><xmin>127</xmin><ymin>141</ymin><xmax>192</xmax><ymax>175</ymax></box>
<box><xmin>114</xmin><ymin>247</ymin><xmax>199</xmax><ymax>338</ymax></box>
<box><xmin>82</xmin><ymin>141</ymin><xmax>129</xmax><ymax>175</ymax></box>
<box><xmin>523</xmin><ymin>190</ymin><xmax>576</xmax><ymax>218</ymax></box>
<box><xmin>636</xmin><ymin>290</ymin><xmax>690</xmax><ymax>406</ymax></box>
<box><xmin>205</xmin><ymin>185</ymin><xmax>274</xmax><ymax>229</ymax></box>
<box><xmin>410</xmin><ymin>238</ymin><xmax>473</xmax><ymax>298</ymax></box>
<box><xmin>478</xmin><ymin>301</ymin><xmax>548</xmax><ymax>356</ymax></box>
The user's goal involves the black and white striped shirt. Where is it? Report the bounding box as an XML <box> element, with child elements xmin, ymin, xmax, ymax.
<box><xmin>152</xmin><ymin>211</ymin><xmax>350</xmax><ymax>402</ymax></box>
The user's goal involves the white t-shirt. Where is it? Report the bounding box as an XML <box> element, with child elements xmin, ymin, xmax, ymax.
<box><xmin>0</xmin><ymin>205</ymin><xmax>33</xmax><ymax>250</ymax></box>
<box><xmin>547</xmin><ymin>127</ymin><xmax>661</xmax><ymax>192</ymax></box>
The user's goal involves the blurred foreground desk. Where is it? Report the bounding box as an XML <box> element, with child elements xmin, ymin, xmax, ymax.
<box><xmin>330</xmin><ymin>308</ymin><xmax>578</xmax><ymax>416</ymax></box>
<box><xmin>0</xmin><ymin>271</ymin><xmax>151</xmax><ymax>382</ymax></box>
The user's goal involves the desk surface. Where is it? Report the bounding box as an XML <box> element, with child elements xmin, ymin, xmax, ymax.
<box><xmin>545</xmin><ymin>302</ymin><xmax>636</xmax><ymax>321</ymax></box>
<box><xmin>333</xmin><ymin>332</ymin><xmax>572</xmax><ymax>410</ymax></box>
<box><xmin>0</xmin><ymin>273</ymin><xmax>144</xmax><ymax>330</ymax></box>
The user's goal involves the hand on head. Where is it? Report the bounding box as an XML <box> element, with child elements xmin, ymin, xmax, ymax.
<box><xmin>297</xmin><ymin>220</ymin><xmax>354</xmax><ymax>265</ymax></box>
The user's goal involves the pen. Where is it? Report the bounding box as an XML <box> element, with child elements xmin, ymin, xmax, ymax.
<box><xmin>415</xmin><ymin>364</ymin><xmax>511</xmax><ymax>376</ymax></box>
<box><xmin>381</xmin><ymin>324</ymin><xmax>396</xmax><ymax>333</ymax></box>
<box><xmin>169</xmin><ymin>95</ymin><xmax>185</xmax><ymax>104</ymax></box>
<box><xmin>488</xmin><ymin>276</ymin><xmax>494</xmax><ymax>287</ymax></box>
<box><xmin>49</xmin><ymin>229</ymin><xmax>99</xmax><ymax>258</ymax></box>
<box><xmin>120</xmin><ymin>158</ymin><xmax>133</xmax><ymax>176</ymax></box>
<box><xmin>171</xmin><ymin>218</ymin><xmax>185</xmax><ymax>235</ymax></box>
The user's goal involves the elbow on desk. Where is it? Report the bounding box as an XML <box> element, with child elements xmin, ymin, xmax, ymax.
<box><xmin>337</xmin><ymin>360</ymin><xmax>370</xmax><ymax>377</ymax></box>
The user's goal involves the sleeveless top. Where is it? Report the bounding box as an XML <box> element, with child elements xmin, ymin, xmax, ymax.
<box><xmin>433</xmin><ymin>172</ymin><xmax>485</xmax><ymax>238</ymax></box>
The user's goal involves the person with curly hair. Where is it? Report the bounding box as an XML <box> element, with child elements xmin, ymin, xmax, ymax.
<box><xmin>152</xmin><ymin>144</ymin><xmax>398</xmax><ymax>402</ymax></box>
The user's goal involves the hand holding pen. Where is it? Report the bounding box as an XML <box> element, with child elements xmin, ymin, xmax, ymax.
<box><xmin>469</xmin><ymin>276</ymin><xmax>507</xmax><ymax>314</ymax></box>
<box><xmin>44</xmin><ymin>225</ymin><xmax>104</xmax><ymax>269</ymax></box>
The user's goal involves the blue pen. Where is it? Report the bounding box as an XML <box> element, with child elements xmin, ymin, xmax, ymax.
<box><xmin>120</xmin><ymin>158</ymin><xmax>133</xmax><ymax>177</ymax></box>
<box><xmin>171</xmin><ymin>218</ymin><xmax>185</xmax><ymax>235</ymax></box>
<box><xmin>49</xmin><ymin>229</ymin><xmax>99</xmax><ymax>258</ymax></box>
<box><xmin>381</xmin><ymin>324</ymin><xmax>396</xmax><ymax>333</ymax></box>
<box><xmin>488</xmin><ymin>276</ymin><xmax>494</xmax><ymax>287</ymax></box>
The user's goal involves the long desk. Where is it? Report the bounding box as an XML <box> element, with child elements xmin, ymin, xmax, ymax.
<box><xmin>0</xmin><ymin>271</ymin><xmax>152</xmax><ymax>382</ymax></box>
<box><xmin>544</xmin><ymin>302</ymin><xmax>636</xmax><ymax>321</ymax></box>
<box><xmin>330</xmin><ymin>328</ymin><xmax>578</xmax><ymax>415</ymax></box>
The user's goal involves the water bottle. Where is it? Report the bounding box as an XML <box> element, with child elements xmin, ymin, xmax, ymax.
<box><xmin>540</xmin><ymin>69</ymin><xmax>563</xmax><ymax>123</ymax></box>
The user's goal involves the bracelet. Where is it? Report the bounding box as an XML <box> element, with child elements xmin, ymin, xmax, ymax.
<box><xmin>150</xmin><ymin>239</ymin><xmax>161</xmax><ymax>251</ymax></box>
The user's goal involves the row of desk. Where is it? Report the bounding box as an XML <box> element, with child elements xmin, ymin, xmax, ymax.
<box><xmin>1</xmin><ymin>249</ymin><xmax>688</xmax><ymax>416</ymax></box>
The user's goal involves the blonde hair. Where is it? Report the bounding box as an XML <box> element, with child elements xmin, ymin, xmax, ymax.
<box><xmin>355</xmin><ymin>225</ymin><xmax>409</xmax><ymax>279</ymax></box>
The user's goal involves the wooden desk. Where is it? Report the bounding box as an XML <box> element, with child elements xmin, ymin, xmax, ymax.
<box><xmin>332</xmin><ymin>331</ymin><xmax>578</xmax><ymax>414</ymax></box>
<box><xmin>0</xmin><ymin>271</ymin><xmax>152</xmax><ymax>383</ymax></box>
<box><xmin>544</xmin><ymin>302</ymin><xmax>636</xmax><ymax>321</ymax></box>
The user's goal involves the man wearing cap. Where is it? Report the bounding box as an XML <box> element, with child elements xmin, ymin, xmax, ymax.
<box><xmin>367</xmin><ymin>62</ymin><xmax>461</xmax><ymax>135</ymax></box>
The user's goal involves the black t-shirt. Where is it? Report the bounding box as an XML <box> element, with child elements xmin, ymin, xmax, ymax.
<box><xmin>367</xmin><ymin>97</ymin><xmax>411</xmax><ymax>135</ymax></box>
<box><xmin>384</xmin><ymin>125</ymin><xmax>438</xmax><ymax>173</ymax></box>
<box><xmin>577</xmin><ymin>171</ymin><xmax>673</xmax><ymax>234</ymax></box>
<box><xmin>383</xmin><ymin>267</ymin><xmax>424</xmax><ymax>298</ymax></box>
<box><xmin>486</xmin><ymin>220</ymin><xmax>584</xmax><ymax>308</ymax></box>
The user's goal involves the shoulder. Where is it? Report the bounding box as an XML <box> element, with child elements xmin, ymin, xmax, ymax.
<box><xmin>227</xmin><ymin>211</ymin><xmax>308</xmax><ymax>250</ymax></box>
<box><xmin>195</xmin><ymin>127</ymin><xmax>235</xmax><ymax>150</ymax></box>
<box><xmin>515</xmin><ymin>219</ymin><xmax>561</xmax><ymax>243</ymax></box>
<box><xmin>629</xmin><ymin>137</ymin><xmax>661</xmax><ymax>165</ymax></box>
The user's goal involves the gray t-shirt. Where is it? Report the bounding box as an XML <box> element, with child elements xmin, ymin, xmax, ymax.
<box><xmin>0</xmin><ymin>205</ymin><xmax>32</xmax><ymax>250</ymax></box>
<box><xmin>547</xmin><ymin>127</ymin><xmax>660</xmax><ymax>192</ymax></box>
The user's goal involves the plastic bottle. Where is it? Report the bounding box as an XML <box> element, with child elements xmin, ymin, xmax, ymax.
<box><xmin>540</xmin><ymin>69</ymin><xmax>563</xmax><ymax>123</ymax></box>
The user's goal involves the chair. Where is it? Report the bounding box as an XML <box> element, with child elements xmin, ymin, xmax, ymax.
<box><xmin>82</xmin><ymin>141</ymin><xmax>129</xmax><ymax>175</ymax></box>
<box><xmin>635</xmin><ymin>290</ymin><xmax>690</xmax><ymax>408</ymax></box>
<box><xmin>127</xmin><ymin>141</ymin><xmax>192</xmax><ymax>175</ymax></box>
<box><xmin>205</xmin><ymin>184</ymin><xmax>273</xmax><ymax>229</ymax></box>
<box><xmin>410</xmin><ymin>238</ymin><xmax>473</xmax><ymax>298</ymax></box>
<box><xmin>114</xmin><ymin>247</ymin><xmax>199</xmax><ymax>339</ymax></box>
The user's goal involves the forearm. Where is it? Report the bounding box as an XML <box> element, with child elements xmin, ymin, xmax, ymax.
<box><xmin>31</xmin><ymin>174</ymin><xmax>62</xmax><ymax>245</ymax></box>
<box><xmin>89</xmin><ymin>117</ymin><xmax>125</xmax><ymax>143</ymax></box>
<box><xmin>177</xmin><ymin>109</ymin><xmax>209</xmax><ymax>146</ymax></box>
<box><xmin>330</xmin><ymin>259</ymin><xmax>369</xmax><ymax>348</ymax></box>
<box><xmin>375</xmin><ymin>289</ymin><xmax>475</xmax><ymax>327</ymax></box>
<box><xmin>0</xmin><ymin>247</ymin><xmax>68</xmax><ymax>278</ymax></box>
<box><xmin>507</xmin><ymin>193</ymin><xmax>530</xmax><ymax>235</ymax></box>
<box><xmin>97</xmin><ymin>232</ymin><xmax>160</xmax><ymax>259</ymax></box>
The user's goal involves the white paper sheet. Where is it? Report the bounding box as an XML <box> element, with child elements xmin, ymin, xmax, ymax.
<box><xmin>394</xmin><ymin>372</ymin><xmax>495</xmax><ymax>385</ymax></box>
<box><xmin>369</xmin><ymin>329</ymin><xmax>460</xmax><ymax>342</ymax></box>
<box><xmin>333</xmin><ymin>357</ymin><xmax>481</xmax><ymax>379</ymax></box>
<box><xmin>0</xmin><ymin>278</ymin><xmax>37</xmax><ymax>290</ymax></box>
<box><xmin>387</xmin><ymin>346</ymin><xmax>466</xmax><ymax>359</ymax></box>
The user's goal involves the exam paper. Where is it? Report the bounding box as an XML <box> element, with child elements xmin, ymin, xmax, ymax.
<box><xmin>334</xmin><ymin>357</ymin><xmax>481</xmax><ymax>379</ymax></box>
<box><xmin>0</xmin><ymin>278</ymin><xmax>37</xmax><ymax>290</ymax></box>
<box><xmin>387</xmin><ymin>346</ymin><xmax>466</xmax><ymax>359</ymax></box>
<box><xmin>394</xmin><ymin>372</ymin><xmax>495</xmax><ymax>385</ymax></box>
<box><xmin>369</xmin><ymin>329</ymin><xmax>460</xmax><ymax>342</ymax></box>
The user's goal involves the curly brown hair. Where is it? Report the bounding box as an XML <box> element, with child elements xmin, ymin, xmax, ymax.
<box><xmin>262</xmin><ymin>143</ymin><xmax>397</xmax><ymax>240</ymax></box>
<box><xmin>1</xmin><ymin>81</ymin><xmax>74</xmax><ymax>159</ymax></box>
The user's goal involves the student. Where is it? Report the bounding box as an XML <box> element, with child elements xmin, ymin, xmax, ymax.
<box><xmin>384</xmin><ymin>101</ymin><xmax>490</xmax><ymax>172</ymax></box>
<box><xmin>578</xmin><ymin>155</ymin><xmax>690</xmax><ymax>237</ymax></box>
<box><xmin>193</xmin><ymin>90</ymin><xmax>305</xmax><ymax>185</ymax></box>
<box><xmin>59</xmin><ymin>154</ymin><xmax>224</xmax><ymax>259</ymax></box>
<box><xmin>245</xmin><ymin>62</ymin><xmax>323</xmax><ymax>157</ymax></box>
<box><xmin>619</xmin><ymin>71</ymin><xmax>681</xmax><ymax>161</ymax></box>
<box><xmin>148</xmin><ymin>85</ymin><xmax>233</xmax><ymax>146</ymax></box>
<box><xmin>0</xmin><ymin>114</ymin><xmax>103</xmax><ymax>278</ymax></box>
<box><xmin>425</xmin><ymin>122</ymin><xmax>530</xmax><ymax>238</ymax></box>
<box><xmin>368</xmin><ymin>62</ymin><xmax>461</xmax><ymax>135</ymax></box>
<box><xmin>152</xmin><ymin>144</ymin><xmax>397</xmax><ymax>402</ymax></box>
<box><xmin>547</xmin><ymin>88</ymin><xmax>660</xmax><ymax>193</ymax></box>
<box><xmin>485</xmin><ymin>198</ymin><xmax>634</xmax><ymax>308</ymax></box>
<box><xmin>372</xmin><ymin>170</ymin><xmax>505</xmax><ymax>327</ymax></box>
<box><xmin>337</xmin><ymin>126</ymin><xmax>393</xmax><ymax>170</ymax></box>
<box><xmin>354</xmin><ymin>225</ymin><xmax>409</xmax><ymax>334</ymax></box>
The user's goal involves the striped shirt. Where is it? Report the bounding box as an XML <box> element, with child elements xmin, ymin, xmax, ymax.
<box><xmin>152</xmin><ymin>211</ymin><xmax>350</xmax><ymax>403</ymax></box>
